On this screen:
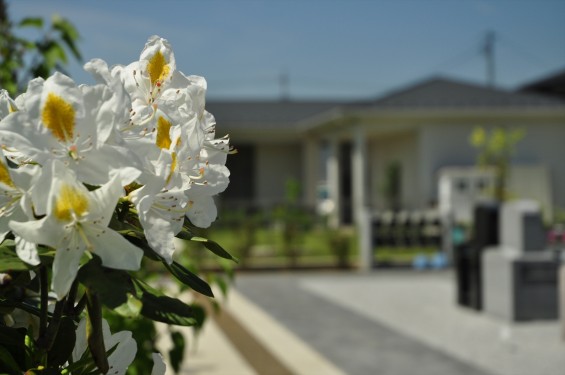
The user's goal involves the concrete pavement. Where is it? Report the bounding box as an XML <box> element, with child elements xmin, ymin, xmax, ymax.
<box><xmin>157</xmin><ymin>270</ymin><xmax>565</xmax><ymax>375</ymax></box>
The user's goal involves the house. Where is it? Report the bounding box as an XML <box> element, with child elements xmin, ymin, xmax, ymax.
<box><xmin>519</xmin><ymin>68</ymin><xmax>565</xmax><ymax>100</ymax></box>
<box><xmin>208</xmin><ymin>75</ymin><xmax>565</xmax><ymax>226</ymax></box>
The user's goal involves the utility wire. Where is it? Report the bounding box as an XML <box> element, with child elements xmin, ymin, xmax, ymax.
<box><xmin>497</xmin><ymin>32</ymin><xmax>554</xmax><ymax>69</ymax></box>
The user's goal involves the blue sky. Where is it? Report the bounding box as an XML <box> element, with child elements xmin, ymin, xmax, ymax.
<box><xmin>7</xmin><ymin>0</ymin><xmax>565</xmax><ymax>100</ymax></box>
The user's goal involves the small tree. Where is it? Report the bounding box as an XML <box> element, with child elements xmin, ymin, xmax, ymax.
<box><xmin>382</xmin><ymin>161</ymin><xmax>402</xmax><ymax>211</ymax></box>
<box><xmin>274</xmin><ymin>178</ymin><xmax>312</xmax><ymax>267</ymax></box>
<box><xmin>469</xmin><ymin>126</ymin><xmax>525</xmax><ymax>201</ymax></box>
<box><xmin>0</xmin><ymin>0</ymin><xmax>81</xmax><ymax>96</ymax></box>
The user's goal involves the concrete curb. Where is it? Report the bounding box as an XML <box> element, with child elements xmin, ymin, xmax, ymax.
<box><xmin>223</xmin><ymin>288</ymin><xmax>346</xmax><ymax>375</ymax></box>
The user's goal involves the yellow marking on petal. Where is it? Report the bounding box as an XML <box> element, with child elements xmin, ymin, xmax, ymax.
<box><xmin>42</xmin><ymin>93</ymin><xmax>75</xmax><ymax>142</ymax></box>
<box><xmin>53</xmin><ymin>184</ymin><xmax>89</xmax><ymax>222</ymax></box>
<box><xmin>156</xmin><ymin>116</ymin><xmax>172</xmax><ymax>149</ymax></box>
<box><xmin>0</xmin><ymin>161</ymin><xmax>14</xmax><ymax>187</ymax></box>
<box><xmin>8</xmin><ymin>103</ymin><xmax>16</xmax><ymax>113</ymax></box>
<box><xmin>166</xmin><ymin>152</ymin><xmax>177</xmax><ymax>185</ymax></box>
<box><xmin>147</xmin><ymin>51</ymin><xmax>170</xmax><ymax>85</ymax></box>
<box><xmin>171</xmin><ymin>152</ymin><xmax>178</xmax><ymax>174</ymax></box>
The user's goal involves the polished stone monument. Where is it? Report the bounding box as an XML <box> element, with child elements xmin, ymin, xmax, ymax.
<box><xmin>455</xmin><ymin>201</ymin><xmax>499</xmax><ymax>310</ymax></box>
<box><xmin>482</xmin><ymin>200</ymin><xmax>558</xmax><ymax>321</ymax></box>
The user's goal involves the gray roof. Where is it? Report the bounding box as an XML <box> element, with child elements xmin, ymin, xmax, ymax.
<box><xmin>206</xmin><ymin>100</ymin><xmax>353</xmax><ymax>130</ymax></box>
<box><xmin>207</xmin><ymin>77</ymin><xmax>565</xmax><ymax>132</ymax></box>
<box><xmin>366</xmin><ymin>77</ymin><xmax>565</xmax><ymax>109</ymax></box>
<box><xmin>518</xmin><ymin>69</ymin><xmax>565</xmax><ymax>100</ymax></box>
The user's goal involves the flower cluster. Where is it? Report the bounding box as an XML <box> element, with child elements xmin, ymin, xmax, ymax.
<box><xmin>0</xmin><ymin>35</ymin><xmax>231</xmax><ymax>298</ymax></box>
<box><xmin>0</xmin><ymin>35</ymin><xmax>233</xmax><ymax>373</ymax></box>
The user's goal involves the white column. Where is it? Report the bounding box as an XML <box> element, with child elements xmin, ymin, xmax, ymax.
<box><xmin>352</xmin><ymin>127</ymin><xmax>372</xmax><ymax>271</ymax></box>
<box><xmin>358</xmin><ymin>207</ymin><xmax>373</xmax><ymax>272</ymax></box>
<box><xmin>352</xmin><ymin>127</ymin><xmax>368</xmax><ymax>224</ymax></box>
<box><xmin>302</xmin><ymin>138</ymin><xmax>320</xmax><ymax>208</ymax></box>
<box><xmin>327</xmin><ymin>137</ymin><xmax>341</xmax><ymax>228</ymax></box>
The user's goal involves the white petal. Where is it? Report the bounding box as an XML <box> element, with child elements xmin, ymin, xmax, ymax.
<box><xmin>0</xmin><ymin>112</ymin><xmax>53</xmax><ymax>162</ymax></box>
<box><xmin>72</xmin><ymin>318</ymin><xmax>88</xmax><ymax>362</ymax></box>
<box><xmin>29</xmin><ymin>161</ymin><xmax>56</xmax><ymax>216</ymax></box>
<box><xmin>51</xmin><ymin>233</ymin><xmax>85</xmax><ymax>300</ymax></box>
<box><xmin>186</xmin><ymin>196</ymin><xmax>217</xmax><ymax>228</ymax></box>
<box><xmin>15</xmin><ymin>236</ymin><xmax>40</xmax><ymax>266</ymax></box>
<box><xmin>88</xmin><ymin>174</ymin><xmax>125</xmax><ymax>227</ymax></box>
<box><xmin>107</xmin><ymin>332</ymin><xmax>137</xmax><ymax>375</ymax></box>
<box><xmin>151</xmin><ymin>353</ymin><xmax>166</xmax><ymax>375</ymax></box>
<box><xmin>109</xmin><ymin>166</ymin><xmax>142</xmax><ymax>187</ymax></box>
<box><xmin>9</xmin><ymin>217</ymin><xmax>65</xmax><ymax>249</ymax></box>
<box><xmin>86</xmin><ymin>226</ymin><xmax>143</xmax><ymax>271</ymax></box>
<box><xmin>73</xmin><ymin>146</ymin><xmax>141</xmax><ymax>186</ymax></box>
<box><xmin>139</xmin><ymin>211</ymin><xmax>176</xmax><ymax>264</ymax></box>
<box><xmin>42</xmin><ymin>72</ymin><xmax>85</xmax><ymax>118</ymax></box>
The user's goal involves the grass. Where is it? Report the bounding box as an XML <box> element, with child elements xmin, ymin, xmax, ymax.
<box><xmin>178</xmin><ymin>226</ymin><xmax>354</xmax><ymax>267</ymax></box>
<box><xmin>176</xmin><ymin>225</ymin><xmax>440</xmax><ymax>269</ymax></box>
<box><xmin>374</xmin><ymin>246</ymin><xmax>440</xmax><ymax>264</ymax></box>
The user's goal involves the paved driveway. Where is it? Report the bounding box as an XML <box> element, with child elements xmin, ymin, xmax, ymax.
<box><xmin>233</xmin><ymin>270</ymin><xmax>565</xmax><ymax>375</ymax></box>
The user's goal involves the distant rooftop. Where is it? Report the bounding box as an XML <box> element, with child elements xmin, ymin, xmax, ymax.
<box><xmin>206</xmin><ymin>100</ymin><xmax>356</xmax><ymax>130</ymax></box>
<box><xmin>366</xmin><ymin>76</ymin><xmax>565</xmax><ymax>109</ymax></box>
<box><xmin>208</xmin><ymin>76</ymin><xmax>565</xmax><ymax>132</ymax></box>
<box><xmin>518</xmin><ymin>68</ymin><xmax>565</xmax><ymax>100</ymax></box>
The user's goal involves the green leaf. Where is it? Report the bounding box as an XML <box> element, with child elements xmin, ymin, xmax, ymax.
<box><xmin>177</xmin><ymin>230</ymin><xmax>238</xmax><ymax>263</ymax></box>
<box><xmin>47</xmin><ymin>316</ymin><xmax>76</xmax><ymax>367</ymax></box>
<box><xmin>166</xmin><ymin>262</ymin><xmax>214</xmax><ymax>298</ymax></box>
<box><xmin>0</xmin><ymin>326</ymin><xmax>26</xmax><ymax>373</ymax></box>
<box><xmin>0</xmin><ymin>345</ymin><xmax>21</xmax><ymax>374</ymax></box>
<box><xmin>168</xmin><ymin>331</ymin><xmax>185</xmax><ymax>373</ymax></box>
<box><xmin>0</xmin><ymin>325</ymin><xmax>26</xmax><ymax>346</ymax></box>
<box><xmin>0</xmin><ymin>241</ymin><xmax>30</xmax><ymax>272</ymax></box>
<box><xmin>41</xmin><ymin>41</ymin><xmax>67</xmax><ymax>70</ymax></box>
<box><xmin>52</xmin><ymin>16</ymin><xmax>82</xmax><ymax>60</ymax></box>
<box><xmin>214</xmin><ymin>275</ymin><xmax>229</xmax><ymax>298</ymax></box>
<box><xmin>52</xmin><ymin>16</ymin><xmax>80</xmax><ymax>41</ymax></box>
<box><xmin>139</xmin><ymin>293</ymin><xmax>197</xmax><ymax>326</ymax></box>
<box><xmin>77</xmin><ymin>259</ymin><xmax>135</xmax><ymax>309</ymax></box>
<box><xmin>0</xmin><ymin>299</ymin><xmax>42</xmax><ymax>318</ymax></box>
<box><xmin>132</xmin><ymin>279</ymin><xmax>197</xmax><ymax>326</ymax></box>
<box><xmin>18</xmin><ymin>17</ymin><xmax>44</xmax><ymax>28</ymax></box>
<box><xmin>113</xmin><ymin>293</ymin><xmax>142</xmax><ymax>318</ymax></box>
<box><xmin>189</xmin><ymin>303</ymin><xmax>207</xmax><ymax>336</ymax></box>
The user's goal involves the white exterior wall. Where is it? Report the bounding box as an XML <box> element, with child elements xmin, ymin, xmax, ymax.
<box><xmin>419</xmin><ymin>121</ymin><xmax>565</xmax><ymax>211</ymax></box>
<box><xmin>255</xmin><ymin>143</ymin><xmax>303</xmax><ymax>207</ymax></box>
<box><xmin>369</xmin><ymin>132</ymin><xmax>419</xmax><ymax>210</ymax></box>
<box><xmin>302</xmin><ymin>138</ymin><xmax>321</xmax><ymax>208</ymax></box>
<box><xmin>513</xmin><ymin>123</ymin><xmax>565</xmax><ymax>210</ymax></box>
<box><xmin>418</xmin><ymin>124</ymin><xmax>478</xmax><ymax>208</ymax></box>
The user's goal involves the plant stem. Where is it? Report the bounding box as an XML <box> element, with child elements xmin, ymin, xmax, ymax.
<box><xmin>74</xmin><ymin>293</ymin><xmax>87</xmax><ymax>316</ymax></box>
<box><xmin>44</xmin><ymin>298</ymin><xmax>65</xmax><ymax>351</ymax></box>
<box><xmin>38</xmin><ymin>266</ymin><xmax>49</xmax><ymax>341</ymax></box>
<box><xmin>64</xmin><ymin>279</ymin><xmax>79</xmax><ymax>315</ymax></box>
<box><xmin>86</xmin><ymin>288</ymin><xmax>109</xmax><ymax>374</ymax></box>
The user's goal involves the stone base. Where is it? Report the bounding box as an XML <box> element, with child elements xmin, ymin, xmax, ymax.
<box><xmin>483</xmin><ymin>248</ymin><xmax>559</xmax><ymax>321</ymax></box>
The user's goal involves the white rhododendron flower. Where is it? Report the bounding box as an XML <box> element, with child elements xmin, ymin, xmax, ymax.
<box><xmin>0</xmin><ymin>89</ymin><xmax>18</xmax><ymax>120</ymax></box>
<box><xmin>0</xmin><ymin>149</ymin><xmax>40</xmax><ymax>265</ymax></box>
<box><xmin>113</xmin><ymin>35</ymin><xmax>232</xmax><ymax>262</ymax></box>
<box><xmin>0</xmin><ymin>73</ymin><xmax>141</xmax><ymax>185</ymax></box>
<box><xmin>9</xmin><ymin>161</ymin><xmax>143</xmax><ymax>299</ymax></box>
<box><xmin>73</xmin><ymin>318</ymin><xmax>138</xmax><ymax>375</ymax></box>
<box><xmin>0</xmin><ymin>33</ymin><xmax>231</xmax><ymax>291</ymax></box>
<box><xmin>151</xmin><ymin>353</ymin><xmax>167</xmax><ymax>375</ymax></box>
<box><xmin>0</xmin><ymin>34</ymin><xmax>230</xmax><ymax>375</ymax></box>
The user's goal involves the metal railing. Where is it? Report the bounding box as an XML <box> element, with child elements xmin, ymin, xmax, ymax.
<box><xmin>371</xmin><ymin>210</ymin><xmax>442</xmax><ymax>248</ymax></box>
